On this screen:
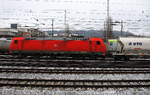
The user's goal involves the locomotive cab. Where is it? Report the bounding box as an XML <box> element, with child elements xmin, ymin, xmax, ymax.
<box><xmin>9</xmin><ymin>37</ymin><xmax>25</xmax><ymax>53</ymax></box>
<box><xmin>89</xmin><ymin>38</ymin><xmax>107</xmax><ymax>56</ymax></box>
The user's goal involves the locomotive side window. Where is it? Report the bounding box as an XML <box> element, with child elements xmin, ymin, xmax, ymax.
<box><xmin>96</xmin><ymin>41</ymin><xmax>101</xmax><ymax>45</ymax></box>
<box><xmin>14</xmin><ymin>40</ymin><xmax>18</xmax><ymax>44</ymax></box>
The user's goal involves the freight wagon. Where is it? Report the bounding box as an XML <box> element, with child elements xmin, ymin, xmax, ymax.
<box><xmin>108</xmin><ymin>37</ymin><xmax>150</xmax><ymax>60</ymax></box>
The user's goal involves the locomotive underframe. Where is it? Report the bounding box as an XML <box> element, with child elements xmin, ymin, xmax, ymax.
<box><xmin>11</xmin><ymin>50</ymin><xmax>104</xmax><ymax>58</ymax></box>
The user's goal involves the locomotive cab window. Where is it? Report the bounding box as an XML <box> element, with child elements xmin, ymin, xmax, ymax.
<box><xmin>96</xmin><ymin>41</ymin><xmax>101</xmax><ymax>45</ymax></box>
<box><xmin>14</xmin><ymin>40</ymin><xmax>18</xmax><ymax>44</ymax></box>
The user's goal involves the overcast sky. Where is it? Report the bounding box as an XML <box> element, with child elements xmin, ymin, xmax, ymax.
<box><xmin>0</xmin><ymin>0</ymin><xmax>150</xmax><ymax>36</ymax></box>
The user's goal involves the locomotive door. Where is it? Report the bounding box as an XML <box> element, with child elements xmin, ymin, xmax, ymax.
<box><xmin>16</xmin><ymin>40</ymin><xmax>23</xmax><ymax>51</ymax></box>
<box><xmin>90</xmin><ymin>41</ymin><xmax>100</xmax><ymax>52</ymax></box>
<box><xmin>95</xmin><ymin>41</ymin><xmax>101</xmax><ymax>52</ymax></box>
<box><xmin>11</xmin><ymin>39</ymin><xmax>22</xmax><ymax>52</ymax></box>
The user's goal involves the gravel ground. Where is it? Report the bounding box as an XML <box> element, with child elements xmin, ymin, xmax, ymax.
<box><xmin>1</xmin><ymin>66</ymin><xmax>150</xmax><ymax>70</ymax></box>
<box><xmin>0</xmin><ymin>87</ymin><xmax>150</xmax><ymax>95</ymax></box>
<box><xmin>0</xmin><ymin>73</ymin><xmax>150</xmax><ymax>80</ymax></box>
<box><xmin>1</xmin><ymin>66</ymin><xmax>150</xmax><ymax>95</ymax></box>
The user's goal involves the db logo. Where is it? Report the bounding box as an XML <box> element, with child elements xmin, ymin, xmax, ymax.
<box><xmin>54</xmin><ymin>44</ymin><xmax>58</xmax><ymax>47</ymax></box>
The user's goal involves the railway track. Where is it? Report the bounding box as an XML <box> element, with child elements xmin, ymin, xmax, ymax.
<box><xmin>1</xmin><ymin>67</ymin><xmax>150</xmax><ymax>74</ymax></box>
<box><xmin>1</xmin><ymin>54</ymin><xmax>150</xmax><ymax>62</ymax></box>
<box><xmin>0</xmin><ymin>54</ymin><xmax>105</xmax><ymax>60</ymax></box>
<box><xmin>0</xmin><ymin>60</ymin><xmax>150</xmax><ymax>68</ymax></box>
<box><xmin>0</xmin><ymin>54</ymin><xmax>150</xmax><ymax>68</ymax></box>
<box><xmin>0</xmin><ymin>55</ymin><xmax>149</xmax><ymax>89</ymax></box>
<box><xmin>0</xmin><ymin>54</ymin><xmax>150</xmax><ymax>61</ymax></box>
<box><xmin>0</xmin><ymin>78</ymin><xmax>150</xmax><ymax>88</ymax></box>
<box><xmin>0</xmin><ymin>58</ymin><xmax>150</xmax><ymax>63</ymax></box>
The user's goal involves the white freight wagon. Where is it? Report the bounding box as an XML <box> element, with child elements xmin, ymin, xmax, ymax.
<box><xmin>108</xmin><ymin>37</ymin><xmax>150</xmax><ymax>60</ymax></box>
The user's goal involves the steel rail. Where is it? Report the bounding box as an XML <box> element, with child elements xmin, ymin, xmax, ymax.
<box><xmin>0</xmin><ymin>78</ymin><xmax>150</xmax><ymax>88</ymax></box>
<box><xmin>0</xmin><ymin>67</ymin><xmax>150</xmax><ymax>74</ymax></box>
<box><xmin>0</xmin><ymin>62</ymin><xmax>150</xmax><ymax>68</ymax></box>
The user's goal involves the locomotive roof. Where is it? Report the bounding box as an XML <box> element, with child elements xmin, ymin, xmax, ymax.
<box><xmin>13</xmin><ymin>37</ymin><xmax>103</xmax><ymax>41</ymax></box>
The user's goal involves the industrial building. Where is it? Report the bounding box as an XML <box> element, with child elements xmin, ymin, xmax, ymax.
<box><xmin>0</xmin><ymin>24</ymin><xmax>45</xmax><ymax>38</ymax></box>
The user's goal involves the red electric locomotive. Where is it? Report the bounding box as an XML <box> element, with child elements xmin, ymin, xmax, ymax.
<box><xmin>9</xmin><ymin>37</ymin><xmax>106</xmax><ymax>58</ymax></box>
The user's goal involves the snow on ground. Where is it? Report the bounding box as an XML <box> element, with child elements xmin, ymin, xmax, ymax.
<box><xmin>0</xmin><ymin>87</ymin><xmax>150</xmax><ymax>95</ymax></box>
<box><xmin>0</xmin><ymin>73</ymin><xmax>150</xmax><ymax>80</ymax></box>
